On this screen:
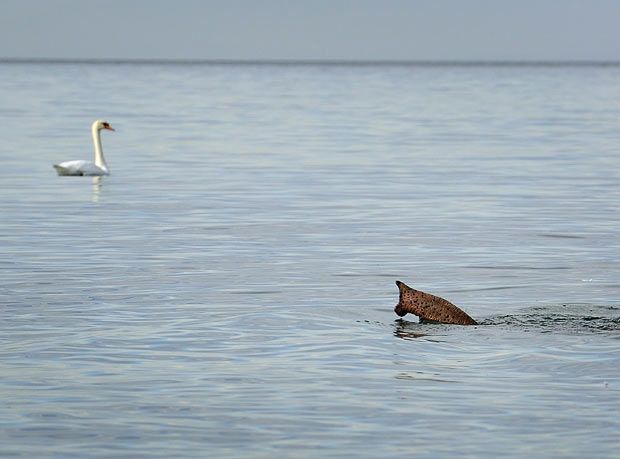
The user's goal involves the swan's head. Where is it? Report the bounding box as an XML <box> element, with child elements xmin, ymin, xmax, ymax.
<box><xmin>92</xmin><ymin>120</ymin><xmax>115</xmax><ymax>132</ymax></box>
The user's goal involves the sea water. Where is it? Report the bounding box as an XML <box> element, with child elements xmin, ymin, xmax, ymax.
<box><xmin>0</xmin><ymin>61</ymin><xmax>619</xmax><ymax>458</ymax></box>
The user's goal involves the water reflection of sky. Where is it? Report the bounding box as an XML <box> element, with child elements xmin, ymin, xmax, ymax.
<box><xmin>1</xmin><ymin>62</ymin><xmax>619</xmax><ymax>458</ymax></box>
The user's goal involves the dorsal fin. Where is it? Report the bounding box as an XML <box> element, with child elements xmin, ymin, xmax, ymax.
<box><xmin>394</xmin><ymin>280</ymin><xmax>477</xmax><ymax>325</ymax></box>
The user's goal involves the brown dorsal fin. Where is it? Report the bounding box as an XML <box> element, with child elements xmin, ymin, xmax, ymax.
<box><xmin>394</xmin><ymin>280</ymin><xmax>477</xmax><ymax>325</ymax></box>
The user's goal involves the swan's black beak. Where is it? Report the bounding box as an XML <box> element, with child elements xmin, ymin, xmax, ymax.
<box><xmin>103</xmin><ymin>123</ymin><xmax>115</xmax><ymax>131</ymax></box>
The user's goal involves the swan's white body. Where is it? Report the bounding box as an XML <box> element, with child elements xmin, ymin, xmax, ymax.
<box><xmin>54</xmin><ymin>120</ymin><xmax>115</xmax><ymax>176</ymax></box>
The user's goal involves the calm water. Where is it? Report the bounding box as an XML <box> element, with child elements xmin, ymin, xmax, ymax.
<box><xmin>1</xmin><ymin>61</ymin><xmax>619</xmax><ymax>458</ymax></box>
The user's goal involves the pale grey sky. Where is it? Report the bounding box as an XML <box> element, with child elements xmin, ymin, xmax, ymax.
<box><xmin>1</xmin><ymin>0</ymin><xmax>619</xmax><ymax>61</ymax></box>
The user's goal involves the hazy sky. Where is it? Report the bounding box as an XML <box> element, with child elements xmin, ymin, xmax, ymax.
<box><xmin>1</xmin><ymin>0</ymin><xmax>619</xmax><ymax>61</ymax></box>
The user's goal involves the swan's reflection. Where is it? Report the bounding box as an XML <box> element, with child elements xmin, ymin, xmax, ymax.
<box><xmin>92</xmin><ymin>176</ymin><xmax>103</xmax><ymax>202</ymax></box>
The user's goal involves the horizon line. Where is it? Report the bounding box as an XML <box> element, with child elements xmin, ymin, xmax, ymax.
<box><xmin>1</xmin><ymin>57</ymin><xmax>620</xmax><ymax>67</ymax></box>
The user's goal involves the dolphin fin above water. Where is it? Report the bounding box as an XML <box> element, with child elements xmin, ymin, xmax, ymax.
<box><xmin>394</xmin><ymin>280</ymin><xmax>478</xmax><ymax>325</ymax></box>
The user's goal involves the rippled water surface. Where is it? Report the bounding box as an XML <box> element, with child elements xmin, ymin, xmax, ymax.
<box><xmin>1</xmin><ymin>62</ymin><xmax>619</xmax><ymax>458</ymax></box>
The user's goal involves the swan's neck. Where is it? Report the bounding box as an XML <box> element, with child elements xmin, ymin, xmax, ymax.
<box><xmin>92</xmin><ymin>126</ymin><xmax>109</xmax><ymax>172</ymax></box>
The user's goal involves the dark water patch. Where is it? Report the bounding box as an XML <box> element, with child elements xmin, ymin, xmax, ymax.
<box><xmin>334</xmin><ymin>272</ymin><xmax>366</xmax><ymax>278</ymax></box>
<box><xmin>482</xmin><ymin>304</ymin><xmax>620</xmax><ymax>335</ymax></box>
<box><xmin>465</xmin><ymin>265</ymin><xmax>571</xmax><ymax>271</ymax></box>
<box><xmin>395</xmin><ymin>372</ymin><xmax>456</xmax><ymax>383</ymax></box>
<box><xmin>538</xmin><ymin>233</ymin><xmax>587</xmax><ymax>239</ymax></box>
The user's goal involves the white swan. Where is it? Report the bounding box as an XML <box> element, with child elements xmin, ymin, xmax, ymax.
<box><xmin>53</xmin><ymin>120</ymin><xmax>115</xmax><ymax>176</ymax></box>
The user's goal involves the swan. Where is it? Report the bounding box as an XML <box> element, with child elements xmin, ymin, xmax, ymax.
<box><xmin>53</xmin><ymin>120</ymin><xmax>115</xmax><ymax>176</ymax></box>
